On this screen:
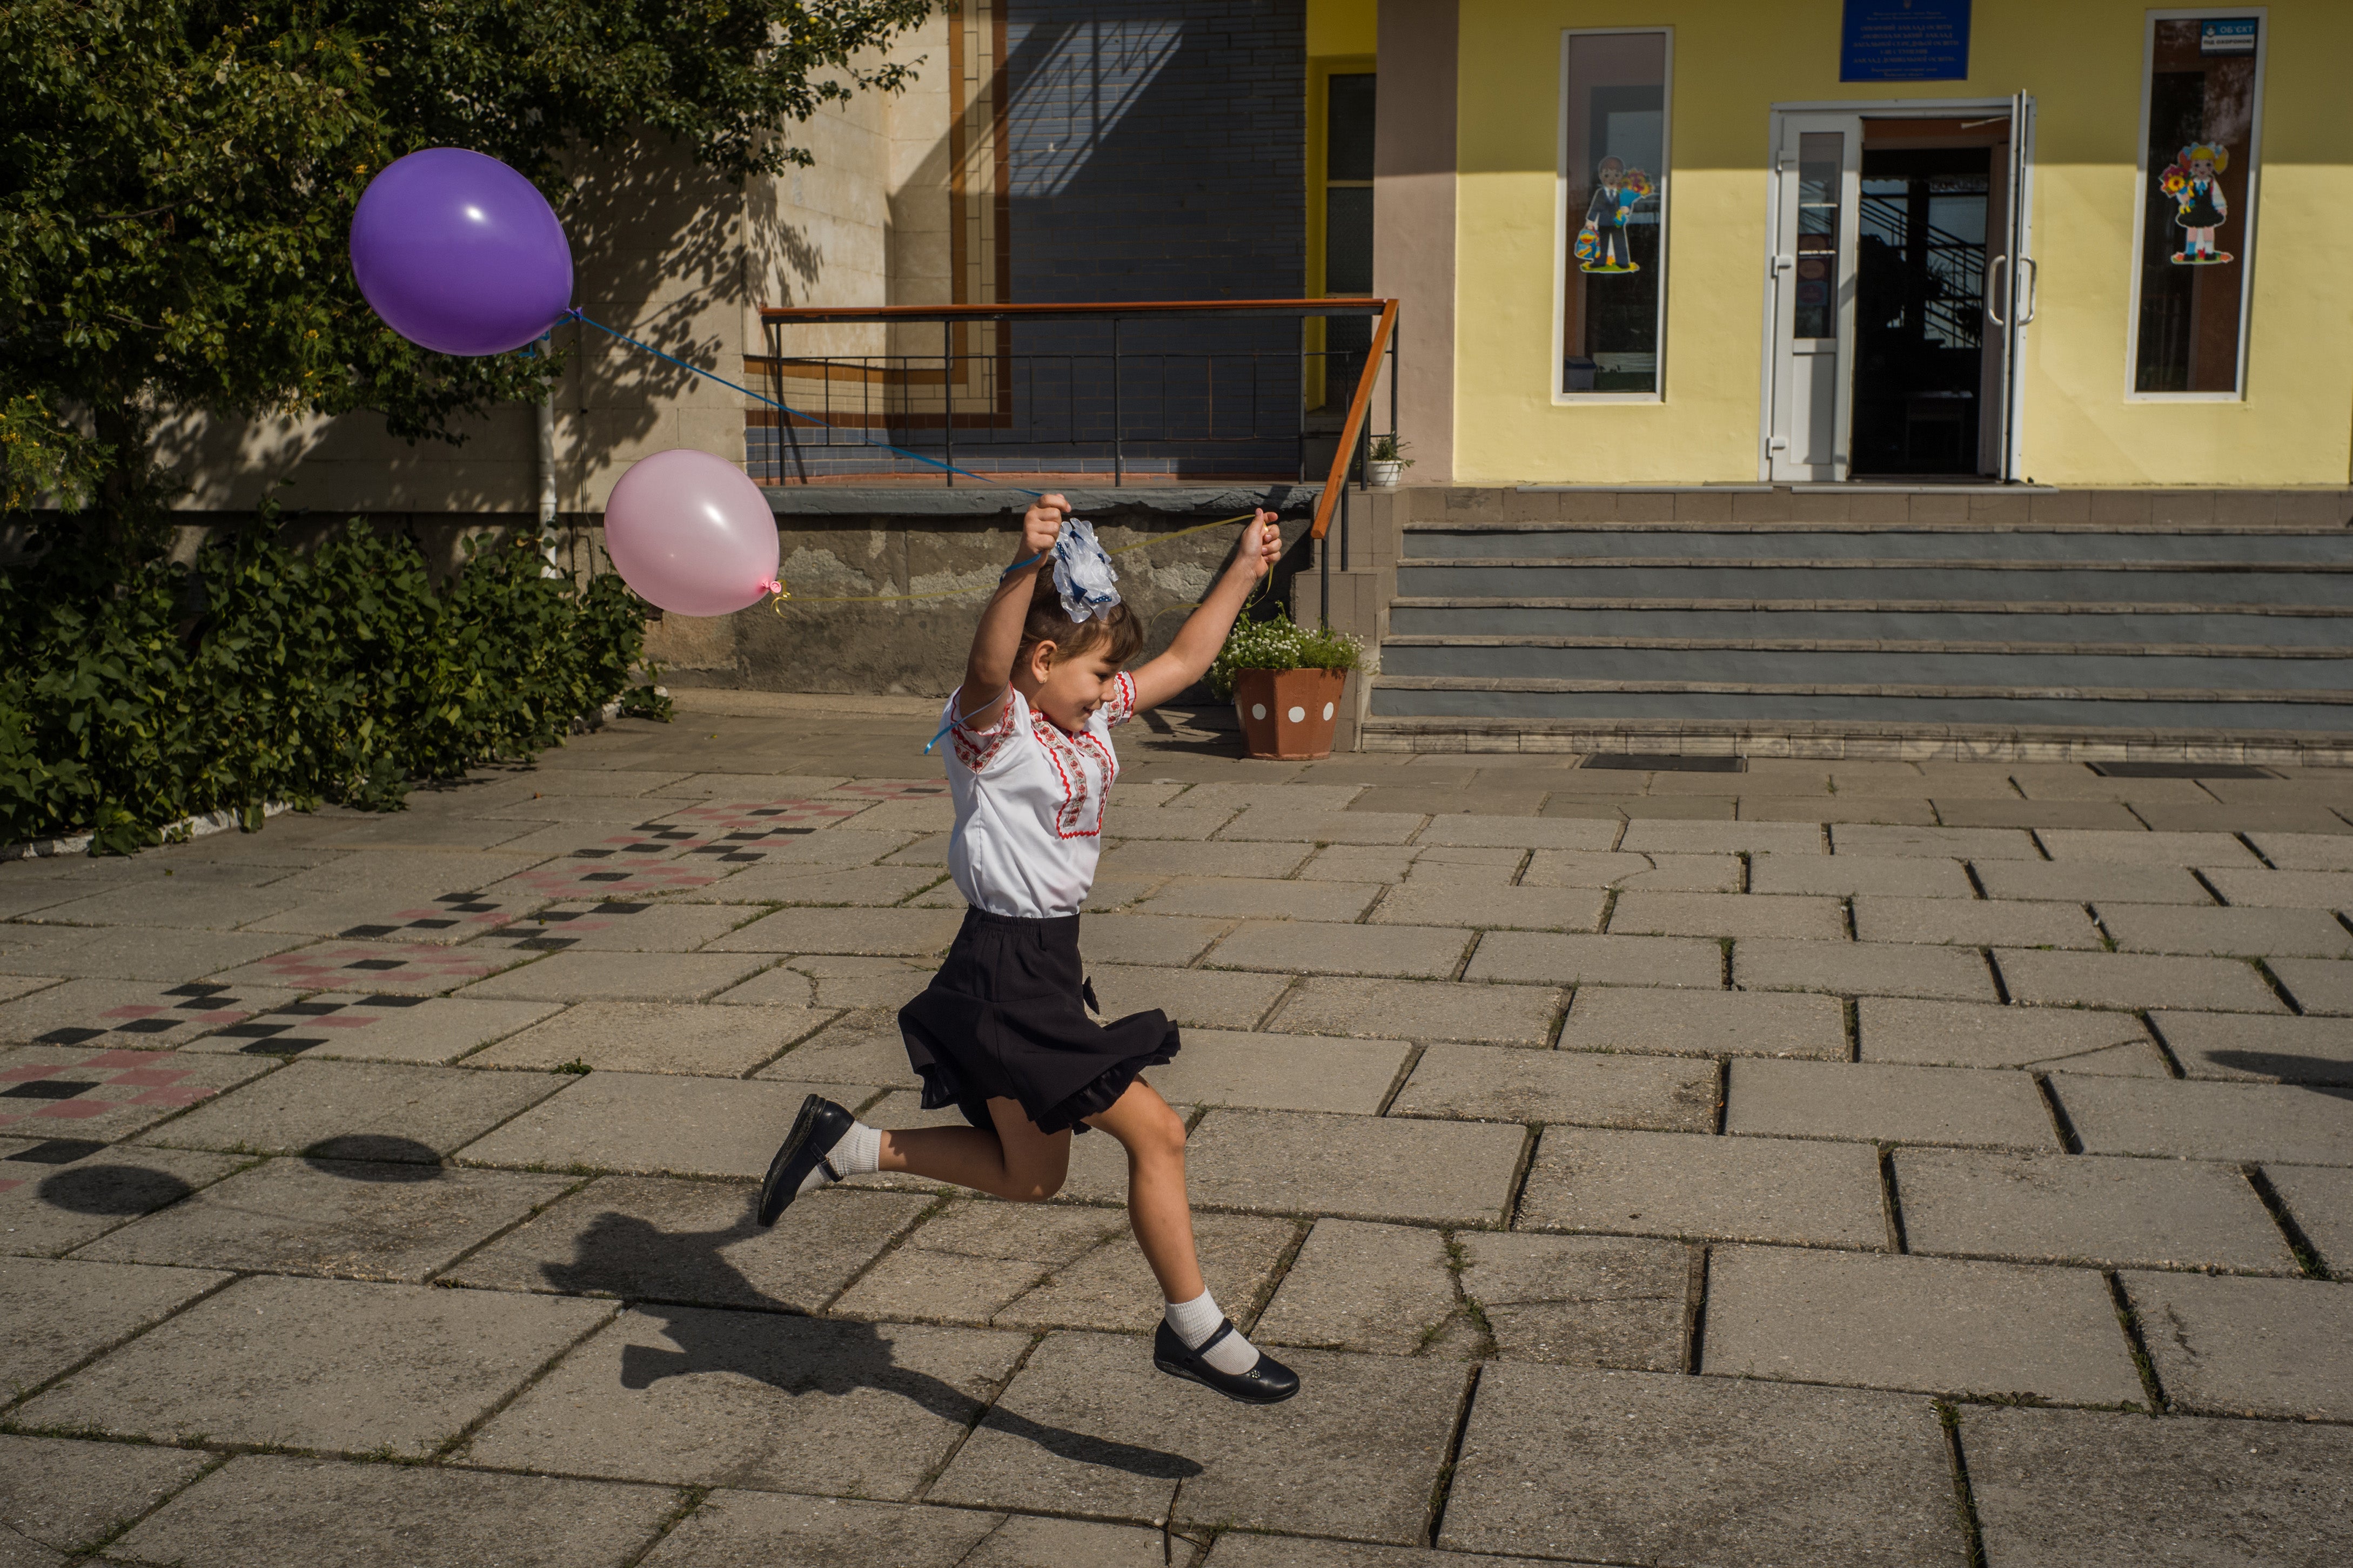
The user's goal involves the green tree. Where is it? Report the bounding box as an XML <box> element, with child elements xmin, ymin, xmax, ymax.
<box><xmin>0</xmin><ymin>0</ymin><xmax>929</xmax><ymax>568</ymax></box>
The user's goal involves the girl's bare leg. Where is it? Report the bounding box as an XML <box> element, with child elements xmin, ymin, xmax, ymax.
<box><xmin>877</xmin><ymin>1097</ymin><xmax>1069</xmax><ymax>1202</ymax></box>
<box><xmin>1082</xmin><ymin>1078</ymin><xmax>1204</xmax><ymax>1302</ymax></box>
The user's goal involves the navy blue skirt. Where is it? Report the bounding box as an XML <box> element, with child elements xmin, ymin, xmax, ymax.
<box><xmin>898</xmin><ymin>906</ymin><xmax>1179</xmax><ymax>1135</ymax></box>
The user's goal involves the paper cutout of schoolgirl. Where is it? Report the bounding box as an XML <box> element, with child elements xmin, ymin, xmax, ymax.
<box><xmin>1578</xmin><ymin>158</ymin><xmax>1652</xmax><ymax>273</ymax></box>
<box><xmin>2160</xmin><ymin>143</ymin><xmax>2232</xmax><ymax>265</ymax></box>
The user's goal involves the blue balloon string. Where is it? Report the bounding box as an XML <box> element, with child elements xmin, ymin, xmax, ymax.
<box><xmin>564</xmin><ymin>309</ymin><xmax>1044</xmax><ymax>499</ymax></box>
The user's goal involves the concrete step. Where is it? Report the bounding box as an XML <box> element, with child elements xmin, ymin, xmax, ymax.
<box><xmin>1386</xmin><ymin>602</ymin><xmax>2352</xmax><ymax>646</ymax></box>
<box><xmin>1404</xmin><ymin>523</ymin><xmax>2353</xmax><ymax>564</ymax></box>
<box><xmin>1395</xmin><ymin>562</ymin><xmax>2351</xmax><ymax>605</ymax></box>
<box><xmin>1378</xmin><ymin>640</ymin><xmax>2353</xmax><ymax>691</ymax></box>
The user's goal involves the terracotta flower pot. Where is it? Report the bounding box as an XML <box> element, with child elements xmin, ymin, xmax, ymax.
<box><xmin>1232</xmin><ymin>667</ymin><xmax>1349</xmax><ymax>760</ymax></box>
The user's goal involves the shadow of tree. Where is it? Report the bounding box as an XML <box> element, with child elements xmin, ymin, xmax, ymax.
<box><xmin>2200</xmin><ymin>1051</ymin><xmax>2353</xmax><ymax>1101</ymax></box>
<box><xmin>544</xmin><ymin>1199</ymin><xmax>1201</xmax><ymax>1481</ymax></box>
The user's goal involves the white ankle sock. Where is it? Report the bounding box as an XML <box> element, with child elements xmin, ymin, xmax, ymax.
<box><xmin>1165</xmin><ymin>1289</ymin><xmax>1260</xmax><ymax>1376</ymax></box>
<box><xmin>796</xmin><ymin>1120</ymin><xmax>881</xmax><ymax>1195</ymax></box>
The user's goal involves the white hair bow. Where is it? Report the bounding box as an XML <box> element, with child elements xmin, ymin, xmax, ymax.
<box><xmin>1051</xmin><ymin>517</ymin><xmax>1122</xmax><ymax>622</ymax></box>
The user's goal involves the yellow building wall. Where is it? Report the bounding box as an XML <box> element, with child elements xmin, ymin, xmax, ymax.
<box><xmin>1452</xmin><ymin>0</ymin><xmax>2353</xmax><ymax>486</ymax></box>
<box><xmin>1310</xmin><ymin>0</ymin><xmax>1378</xmax><ymax>61</ymax></box>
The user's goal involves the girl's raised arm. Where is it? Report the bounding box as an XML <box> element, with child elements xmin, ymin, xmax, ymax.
<box><xmin>1125</xmin><ymin>510</ymin><xmax>1283</xmax><ymax>712</ymax></box>
<box><xmin>953</xmin><ymin>494</ymin><xmax>1068</xmax><ymax>732</ymax></box>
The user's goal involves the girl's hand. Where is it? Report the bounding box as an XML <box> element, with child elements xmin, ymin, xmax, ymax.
<box><xmin>1020</xmin><ymin>495</ymin><xmax>1068</xmax><ymax>562</ymax></box>
<box><xmin>1238</xmin><ymin>509</ymin><xmax>1282</xmax><ymax>580</ymax></box>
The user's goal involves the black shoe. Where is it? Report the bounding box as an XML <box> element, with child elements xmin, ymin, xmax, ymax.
<box><xmin>758</xmin><ymin>1094</ymin><xmax>854</xmax><ymax>1225</ymax></box>
<box><xmin>1152</xmin><ymin>1320</ymin><xmax>1300</xmax><ymax>1405</ymax></box>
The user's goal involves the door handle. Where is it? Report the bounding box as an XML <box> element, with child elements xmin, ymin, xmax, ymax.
<box><xmin>1774</xmin><ymin>255</ymin><xmax>1795</xmax><ymax>272</ymax></box>
<box><xmin>1986</xmin><ymin>254</ymin><xmax>2009</xmax><ymax>327</ymax></box>
<box><xmin>2017</xmin><ymin>257</ymin><xmax>2039</xmax><ymax>325</ymax></box>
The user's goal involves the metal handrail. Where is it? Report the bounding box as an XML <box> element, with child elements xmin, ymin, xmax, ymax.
<box><xmin>1312</xmin><ymin>299</ymin><xmax>1398</xmax><ymax>545</ymax></box>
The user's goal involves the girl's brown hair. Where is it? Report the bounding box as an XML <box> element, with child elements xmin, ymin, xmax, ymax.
<box><xmin>1017</xmin><ymin>571</ymin><xmax>1145</xmax><ymax>667</ymax></box>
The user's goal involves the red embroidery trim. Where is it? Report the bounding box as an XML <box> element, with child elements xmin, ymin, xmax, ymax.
<box><xmin>950</xmin><ymin>694</ymin><xmax>1017</xmax><ymax>771</ymax></box>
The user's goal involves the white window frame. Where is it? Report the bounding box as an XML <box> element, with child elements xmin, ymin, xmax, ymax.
<box><xmin>2124</xmin><ymin>6</ymin><xmax>2267</xmax><ymax>402</ymax></box>
<box><xmin>1553</xmin><ymin>26</ymin><xmax>1674</xmax><ymax>405</ymax></box>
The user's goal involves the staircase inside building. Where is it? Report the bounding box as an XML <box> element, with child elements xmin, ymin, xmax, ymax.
<box><xmin>1358</xmin><ymin>496</ymin><xmax>2353</xmax><ymax>758</ymax></box>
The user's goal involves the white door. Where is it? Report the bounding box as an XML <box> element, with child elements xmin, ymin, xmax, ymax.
<box><xmin>1768</xmin><ymin>114</ymin><xmax>1862</xmax><ymax>482</ymax></box>
<box><xmin>1987</xmin><ymin>90</ymin><xmax>2036</xmax><ymax>480</ymax></box>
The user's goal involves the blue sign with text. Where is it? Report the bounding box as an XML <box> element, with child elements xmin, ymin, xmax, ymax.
<box><xmin>1841</xmin><ymin>0</ymin><xmax>1972</xmax><ymax>82</ymax></box>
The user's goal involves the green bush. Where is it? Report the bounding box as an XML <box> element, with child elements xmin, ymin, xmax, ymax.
<box><xmin>0</xmin><ymin>523</ymin><xmax>668</xmax><ymax>854</ymax></box>
<box><xmin>1205</xmin><ymin>608</ymin><xmax>1363</xmax><ymax>701</ymax></box>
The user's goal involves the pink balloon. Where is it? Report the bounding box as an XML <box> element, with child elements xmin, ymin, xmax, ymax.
<box><xmin>603</xmin><ymin>449</ymin><xmax>780</xmax><ymax>616</ymax></box>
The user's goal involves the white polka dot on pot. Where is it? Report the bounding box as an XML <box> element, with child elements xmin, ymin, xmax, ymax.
<box><xmin>1322</xmin><ymin>702</ymin><xmax>1335</xmax><ymax>720</ymax></box>
<box><xmin>1251</xmin><ymin>704</ymin><xmax>1266</xmax><ymax>721</ymax></box>
<box><xmin>1286</xmin><ymin>706</ymin><xmax>1305</xmax><ymax>724</ymax></box>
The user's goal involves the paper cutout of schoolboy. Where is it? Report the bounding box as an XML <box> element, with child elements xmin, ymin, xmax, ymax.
<box><xmin>1578</xmin><ymin>157</ymin><xmax>1652</xmax><ymax>273</ymax></box>
<box><xmin>2159</xmin><ymin>143</ymin><xmax>2232</xmax><ymax>265</ymax></box>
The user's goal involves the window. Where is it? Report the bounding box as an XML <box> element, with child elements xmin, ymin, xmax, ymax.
<box><xmin>1315</xmin><ymin>71</ymin><xmax>1376</xmax><ymax>409</ymax></box>
<box><xmin>1559</xmin><ymin>30</ymin><xmax>1670</xmax><ymax>399</ymax></box>
<box><xmin>2130</xmin><ymin>11</ymin><xmax>2265</xmax><ymax>396</ymax></box>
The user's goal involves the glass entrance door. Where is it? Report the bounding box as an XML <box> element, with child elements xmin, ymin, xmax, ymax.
<box><xmin>1768</xmin><ymin>115</ymin><xmax>1861</xmax><ymax>482</ymax></box>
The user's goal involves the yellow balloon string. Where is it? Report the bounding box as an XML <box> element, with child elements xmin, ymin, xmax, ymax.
<box><xmin>768</xmin><ymin>512</ymin><xmax>1262</xmax><ymax>612</ymax></box>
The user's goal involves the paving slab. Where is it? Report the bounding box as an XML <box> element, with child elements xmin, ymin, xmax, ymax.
<box><xmin>686</xmin><ymin>864</ymin><xmax>943</xmax><ymax>909</ymax></box>
<box><xmin>2152</xmin><ymin>1011</ymin><xmax>2353</xmax><ymax>1085</ymax></box>
<box><xmin>0</xmin><ymin>1144</ymin><xmax>244</xmax><ymax>1257</ymax></box>
<box><xmin>1138</xmin><ymin>877</ymin><xmax>1381</xmax><ymax>923</ymax></box>
<box><xmin>1271</xmin><ymin>978</ymin><xmax>1562</xmax><ymax>1045</ymax></box>
<box><xmin>1086</xmin><ymin>964</ymin><xmax>1289</xmax><ymax>1030</ymax></box>
<box><xmin>2121</xmin><ymin>1270</ymin><xmax>2353</xmax><ymax>1419</ymax></box>
<box><xmin>73</xmin><ymin>1157</ymin><xmax>574</xmax><ymax>1282</ymax></box>
<box><xmin>468</xmin><ymin>1000</ymin><xmax>832</xmax><ymax>1075</ymax></box>
<box><xmin>714</xmin><ymin>953</ymin><xmax>935</xmax><ymax>1011</ymax></box>
<box><xmin>1724</xmin><ymin>1059</ymin><xmax>2059</xmax><ymax>1150</ymax></box>
<box><xmin>1619</xmin><ymin>820</ymin><xmax>1824</xmax><ymax>857</ymax></box>
<box><xmin>446</xmin><ymin>1177</ymin><xmax>929</xmax><ymax>1311</ymax></box>
<box><xmin>2247</xmin><ymin>830</ymin><xmax>2353</xmax><ymax>871</ymax></box>
<box><xmin>1101</xmin><ymin>840</ymin><xmax>1313</xmax><ymax>879</ymax></box>
<box><xmin>1608</xmin><ymin>891</ymin><xmax>1846</xmax><ymax>942</ymax></box>
<box><xmin>454</xmin><ymin>1071</ymin><xmax>875</xmax><ymax>1178</ymax></box>
<box><xmin>0</xmin><ymin>1045</ymin><xmax>274</xmax><ymax>1143</ymax></box>
<box><xmin>1892</xmin><ymin>1148</ymin><xmax>2296</xmax><ymax>1274</ymax></box>
<box><xmin>15</xmin><ymin>1271</ymin><xmax>612</xmax><ymax>1452</ymax></box>
<box><xmin>2041</xmin><ymin>829</ymin><xmax>2260</xmax><ymax>866</ymax></box>
<box><xmin>107</xmin><ymin>1454</ymin><xmax>675</xmax><ymax>1568</ymax></box>
<box><xmin>1519</xmin><ymin>849</ymin><xmax>1741</xmax><ymax>892</ymax></box>
<box><xmin>1517</xmin><ymin>1127</ymin><xmax>1887</xmax><ymax>1248</ymax></box>
<box><xmin>993</xmin><ymin>1209</ymin><xmax>1299</xmax><ymax>1337</ymax></box>
<box><xmin>1369</xmin><ymin>883</ymin><xmax>1605</xmax><ymax>932</ymax></box>
<box><xmin>930</xmin><ymin>1330</ymin><xmax>1467</xmax><ymax>1545</ymax></box>
<box><xmin>0</xmin><ymin>974</ymin><xmax>65</xmax><ymax>1004</ymax></box>
<box><xmin>1973</xmin><ymin>860</ymin><xmax>2216</xmax><ymax>904</ymax></box>
<box><xmin>2266</xmin><ymin>1164</ymin><xmax>2353</xmax><ymax>1275</ymax></box>
<box><xmin>1098</xmin><ymin>806</ymin><xmax>1239</xmax><ymax>840</ymax></box>
<box><xmin>0</xmin><ymin>1256</ymin><xmax>231</xmax><ymax>1401</ymax></box>
<box><xmin>1997</xmin><ymin>949</ymin><xmax>2286</xmax><ymax>1013</ymax></box>
<box><xmin>2053</xmin><ymin>1073</ymin><xmax>2353</xmax><ymax>1165</ymax></box>
<box><xmin>138</xmin><ymin>1058</ymin><xmax>560</xmax><ymax>1161</ymax></box>
<box><xmin>0</xmin><ymin>1434</ymin><xmax>213</xmax><ymax>1564</ymax></box>
<box><xmin>1217</xmin><ymin>807</ymin><xmax>1426</xmax><ymax>845</ymax></box>
<box><xmin>1930</xmin><ymin>798</ymin><xmax>2143</xmax><ymax>830</ymax></box>
<box><xmin>1858</xmin><ymin>998</ymin><xmax>2162</xmax><ymax>1074</ymax></box>
<box><xmin>178</xmin><ymin>993</ymin><xmax>564</xmax><ymax>1065</ymax></box>
<box><xmin>1205</xmin><ymin>920</ymin><xmax>1470</xmax><ymax>980</ymax></box>
<box><xmin>703</xmin><ymin>906</ymin><xmax>965</xmax><ymax>957</ymax></box>
<box><xmin>2198</xmin><ymin>868</ymin><xmax>2353</xmax><ymax>909</ymax></box>
<box><xmin>828</xmin><ymin>1199</ymin><xmax>1128</xmax><ymax>1324</ymax></box>
<box><xmin>1437</xmin><ymin>1363</ymin><xmax>1962</xmax><ymax>1567</ymax></box>
<box><xmin>1389</xmin><ymin>1042</ymin><xmax>1718</xmax><ymax>1132</ymax></box>
<box><xmin>244</xmin><ymin>887</ymin><xmax>540</xmax><ymax>945</ymax></box>
<box><xmin>1557</xmin><ymin>986</ymin><xmax>1846</xmax><ymax>1060</ymax></box>
<box><xmin>752</xmin><ymin>1008</ymin><xmax>921</xmax><ymax>1087</ymax></box>
<box><xmin>641</xmin><ymin>1492</ymin><xmax>1170</xmax><ymax>1568</ymax></box>
<box><xmin>1142</xmin><ymin>1029</ymin><xmax>1410</xmax><ymax>1114</ymax></box>
<box><xmin>1413</xmin><ymin>816</ymin><xmax>1618</xmax><ymax>850</ymax></box>
<box><xmin>1458</xmin><ymin>1230</ymin><xmax>1687</xmax><ymax>1370</ymax></box>
<box><xmin>1961</xmin><ymin>1404</ymin><xmax>2353</xmax><ymax>1568</ymax></box>
<box><xmin>2269</xmin><ymin>957</ymin><xmax>2353</xmax><ymax>1015</ymax></box>
<box><xmin>0</xmin><ymin>924</ymin><xmax>306</xmax><ymax>983</ymax></box>
<box><xmin>458</xmin><ymin>950</ymin><xmax>776</xmax><ymax>1004</ymax></box>
<box><xmin>1734</xmin><ymin>938</ymin><xmax>1997</xmax><ymax>1000</ymax></box>
<box><xmin>1835</xmin><ymin>824</ymin><xmax>2040</xmax><ymax>859</ymax></box>
<box><xmin>464</xmin><ymin>1308</ymin><xmax>1027</xmax><ymax>1496</ymax></box>
<box><xmin>2101</xmin><ymin>904</ymin><xmax>2353</xmax><ymax>959</ymax></box>
<box><xmin>1252</xmin><ymin>1219</ymin><xmax>1459</xmax><ymax>1355</ymax></box>
<box><xmin>488</xmin><ymin>898</ymin><xmax>756</xmax><ymax>953</ymax></box>
<box><xmin>210</xmin><ymin>938</ymin><xmax>535</xmax><ymax>997</ymax></box>
<box><xmin>1748</xmin><ymin>853</ymin><xmax>1975</xmax><ymax>898</ymax></box>
<box><xmin>1701</xmin><ymin>1246</ymin><xmax>2145</xmax><ymax>1405</ymax></box>
<box><xmin>1745</xmin><ymin>794</ymin><xmax>1939</xmax><ymax>825</ymax></box>
<box><xmin>1855</xmin><ymin>897</ymin><xmax>2103</xmax><ymax>949</ymax></box>
<box><xmin>260</xmin><ymin>848</ymin><xmax>544</xmax><ymax>897</ymax></box>
<box><xmin>1184</xmin><ymin>1108</ymin><xmax>1525</xmax><ymax>1226</ymax></box>
<box><xmin>1303</xmin><ymin>844</ymin><xmax>1430</xmax><ymax>882</ymax></box>
<box><xmin>1465</xmin><ymin>930</ymin><xmax>1722</xmax><ymax>988</ymax></box>
<box><xmin>1202</xmin><ymin>1539</ymin><xmax>1570</xmax><ymax>1568</ymax></box>
<box><xmin>0</xmin><ymin>978</ymin><xmax>302</xmax><ymax>1050</ymax></box>
<box><xmin>1074</xmin><ymin>912</ymin><xmax>1231</xmax><ymax>968</ymax></box>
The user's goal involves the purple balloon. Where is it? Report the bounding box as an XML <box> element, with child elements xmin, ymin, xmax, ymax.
<box><xmin>604</xmin><ymin>449</ymin><xmax>781</xmax><ymax>617</ymax></box>
<box><xmin>350</xmin><ymin>149</ymin><xmax>572</xmax><ymax>356</ymax></box>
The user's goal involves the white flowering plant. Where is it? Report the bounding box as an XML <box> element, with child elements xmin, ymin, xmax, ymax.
<box><xmin>1206</xmin><ymin>608</ymin><xmax>1363</xmax><ymax>700</ymax></box>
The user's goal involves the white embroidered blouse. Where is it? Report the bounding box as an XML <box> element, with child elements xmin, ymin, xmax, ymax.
<box><xmin>943</xmin><ymin>671</ymin><xmax>1136</xmax><ymax>918</ymax></box>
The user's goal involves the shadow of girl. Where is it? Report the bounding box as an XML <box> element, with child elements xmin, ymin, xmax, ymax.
<box><xmin>542</xmin><ymin>1201</ymin><xmax>1201</xmax><ymax>1482</ymax></box>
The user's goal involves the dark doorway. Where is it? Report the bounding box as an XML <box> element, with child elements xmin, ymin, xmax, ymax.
<box><xmin>1850</xmin><ymin>145</ymin><xmax>1991</xmax><ymax>476</ymax></box>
